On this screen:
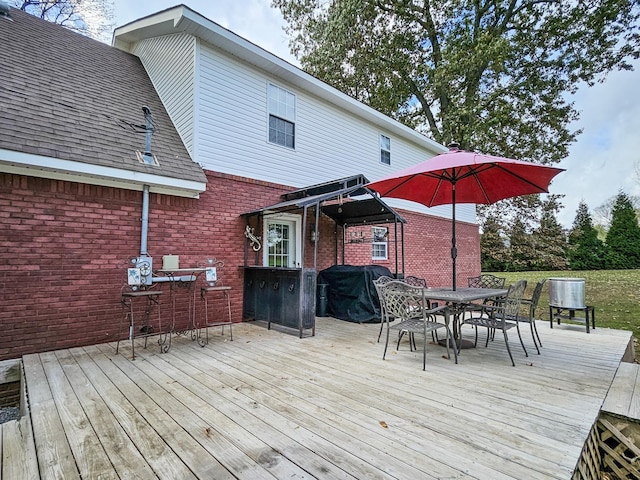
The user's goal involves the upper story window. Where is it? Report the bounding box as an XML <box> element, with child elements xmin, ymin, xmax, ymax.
<box><xmin>268</xmin><ymin>83</ymin><xmax>296</xmax><ymax>149</ymax></box>
<box><xmin>372</xmin><ymin>227</ymin><xmax>388</xmax><ymax>260</ymax></box>
<box><xmin>380</xmin><ymin>135</ymin><xmax>391</xmax><ymax>165</ymax></box>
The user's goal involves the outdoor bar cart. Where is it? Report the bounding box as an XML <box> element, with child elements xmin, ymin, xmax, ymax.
<box><xmin>241</xmin><ymin>175</ymin><xmax>406</xmax><ymax>337</ymax></box>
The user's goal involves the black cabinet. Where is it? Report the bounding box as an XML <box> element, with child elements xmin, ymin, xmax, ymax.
<box><xmin>243</xmin><ymin>267</ymin><xmax>316</xmax><ymax>337</ymax></box>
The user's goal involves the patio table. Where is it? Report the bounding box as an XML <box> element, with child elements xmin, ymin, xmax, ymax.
<box><xmin>421</xmin><ymin>287</ymin><xmax>508</xmax><ymax>349</ymax></box>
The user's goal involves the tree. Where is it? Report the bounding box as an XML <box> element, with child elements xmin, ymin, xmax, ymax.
<box><xmin>275</xmin><ymin>0</ymin><xmax>639</xmax><ymax>159</ymax></box>
<box><xmin>506</xmin><ymin>217</ymin><xmax>536</xmax><ymax>271</ymax></box>
<box><xmin>12</xmin><ymin>0</ymin><xmax>114</xmax><ymax>42</ymax></box>
<box><xmin>594</xmin><ymin>193</ymin><xmax>640</xmax><ymax>229</ymax></box>
<box><xmin>531</xmin><ymin>195</ymin><xmax>568</xmax><ymax>270</ymax></box>
<box><xmin>275</xmin><ymin>0</ymin><xmax>640</xmax><ymax>221</ymax></box>
<box><xmin>480</xmin><ymin>193</ymin><xmax>568</xmax><ymax>270</ymax></box>
<box><xmin>480</xmin><ymin>213</ymin><xmax>508</xmax><ymax>271</ymax></box>
<box><xmin>605</xmin><ymin>191</ymin><xmax>640</xmax><ymax>268</ymax></box>
<box><xmin>567</xmin><ymin>201</ymin><xmax>608</xmax><ymax>270</ymax></box>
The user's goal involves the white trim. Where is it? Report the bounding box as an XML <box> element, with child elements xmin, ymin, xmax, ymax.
<box><xmin>0</xmin><ymin>149</ymin><xmax>206</xmax><ymax>198</ymax></box>
<box><xmin>262</xmin><ymin>213</ymin><xmax>302</xmax><ymax>267</ymax></box>
<box><xmin>267</xmin><ymin>82</ymin><xmax>296</xmax><ymax>150</ymax></box>
<box><xmin>267</xmin><ymin>82</ymin><xmax>296</xmax><ymax>122</ymax></box>
<box><xmin>192</xmin><ymin>36</ymin><xmax>202</xmax><ymax>161</ymax></box>
<box><xmin>372</xmin><ymin>226</ymin><xmax>389</xmax><ymax>260</ymax></box>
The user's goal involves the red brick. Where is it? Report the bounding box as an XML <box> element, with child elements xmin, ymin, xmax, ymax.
<box><xmin>0</xmin><ymin>170</ymin><xmax>479</xmax><ymax>360</ymax></box>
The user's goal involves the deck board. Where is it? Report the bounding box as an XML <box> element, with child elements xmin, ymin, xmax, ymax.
<box><xmin>38</xmin><ymin>351</ymin><xmax>120</xmax><ymax>479</ymax></box>
<box><xmin>87</xmin><ymin>344</ymin><xmax>316</xmax><ymax>480</ymax></box>
<box><xmin>199</xmin><ymin>324</ymin><xmax>583</xmax><ymax>478</ymax></box>
<box><xmin>22</xmin><ymin>353</ymin><xmax>81</xmax><ymax>480</ymax></box>
<box><xmin>16</xmin><ymin>317</ymin><xmax>634</xmax><ymax>479</ymax></box>
<box><xmin>154</xmin><ymin>345</ymin><xmax>456</xmax><ymax>479</ymax></box>
<box><xmin>175</xmin><ymin>336</ymin><xmax>541</xmax><ymax>479</ymax></box>
<box><xmin>601</xmin><ymin>361</ymin><xmax>640</xmax><ymax>419</ymax></box>
<box><xmin>62</xmin><ymin>347</ymin><xmax>198</xmax><ymax>480</ymax></box>
<box><xmin>2</xmin><ymin>416</ymin><xmax>39</xmax><ymax>480</ymax></box>
<box><xmin>88</xmin><ymin>345</ymin><xmax>243</xmax><ymax>480</ymax></box>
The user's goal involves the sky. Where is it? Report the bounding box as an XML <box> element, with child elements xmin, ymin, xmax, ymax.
<box><xmin>112</xmin><ymin>1</ymin><xmax>640</xmax><ymax>228</ymax></box>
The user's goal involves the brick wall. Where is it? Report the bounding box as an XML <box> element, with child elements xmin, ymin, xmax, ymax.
<box><xmin>396</xmin><ymin>210</ymin><xmax>480</xmax><ymax>286</ymax></box>
<box><xmin>334</xmin><ymin>212</ymin><xmax>479</xmax><ymax>286</ymax></box>
<box><xmin>0</xmin><ymin>171</ymin><xmax>479</xmax><ymax>360</ymax></box>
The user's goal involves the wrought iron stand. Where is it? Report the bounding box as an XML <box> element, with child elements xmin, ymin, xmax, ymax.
<box><xmin>117</xmin><ymin>288</ymin><xmax>165</xmax><ymax>359</ymax></box>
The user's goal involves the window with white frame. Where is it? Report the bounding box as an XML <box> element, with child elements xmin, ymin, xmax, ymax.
<box><xmin>380</xmin><ymin>134</ymin><xmax>391</xmax><ymax>165</ymax></box>
<box><xmin>372</xmin><ymin>227</ymin><xmax>388</xmax><ymax>260</ymax></box>
<box><xmin>263</xmin><ymin>214</ymin><xmax>301</xmax><ymax>268</ymax></box>
<box><xmin>268</xmin><ymin>83</ymin><xmax>296</xmax><ymax>149</ymax></box>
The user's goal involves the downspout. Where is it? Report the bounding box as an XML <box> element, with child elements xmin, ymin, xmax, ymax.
<box><xmin>140</xmin><ymin>184</ymin><xmax>150</xmax><ymax>257</ymax></box>
<box><xmin>134</xmin><ymin>107</ymin><xmax>155</xmax><ymax>287</ymax></box>
<box><xmin>140</xmin><ymin>107</ymin><xmax>154</xmax><ymax>258</ymax></box>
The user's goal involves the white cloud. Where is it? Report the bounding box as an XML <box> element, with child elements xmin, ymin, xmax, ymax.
<box><xmin>552</xmin><ymin>60</ymin><xmax>640</xmax><ymax>228</ymax></box>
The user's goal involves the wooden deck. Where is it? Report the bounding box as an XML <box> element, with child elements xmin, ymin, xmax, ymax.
<box><xmin>9</xmin><ymin>317</ymin><xmax>635</xmax><ymax>479</ymax></box>
<box><xmin>601</xmin><ymin>361</ymin><xmax>640</xmax><ymax>420</ymax></box>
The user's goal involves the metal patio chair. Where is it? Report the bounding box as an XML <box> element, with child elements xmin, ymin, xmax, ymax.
<box><xmin>375</xmin><ymin>275</ymin><xmax>432</xmax><ymax>346</ymax></box>
<box><xmin>463</xmin><ymin>279</ymin><xmax>527</xmax><ymax>366</ymax></box>
<box><xmin>380</xmin><ymin>280</ymin><xmax>456</xmax><ymax>370</ymax></box>
<box><xmin>467</xmin><ymin>274</ymin><xmax>506</xmax><ymax>290</ymax></box>
<box><xmin>512</xmin><ymin>279</ymin><xmax>546</xmax><ymax>354</ymax></box>
<box><xmin>374</xmin><ymin>275</ymin><xmax>394</xmax><ymax>342</ymax></box>
<box><xmin>404</xmin><ymin>275</ymin><xmax>427</xmax><ymax>288</ymax></box>
<box><xmin>400</xmin><ymin>276</ymin><xmax>427</xmax><ymax>342</ymax></box>
<box><xmin>464</xmin><ymin>273</ymin><xmax>507</xmax><ymax>321</ymax></box>
<box><xmin>400</xmin><ymin>275</ymin><xmax>446</xmax><ymax>348</ymax></box>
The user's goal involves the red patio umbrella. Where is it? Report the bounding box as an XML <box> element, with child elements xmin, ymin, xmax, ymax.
<box><xmin>366</xmin><ymin>146</ymin><xmax>565</xmax><ymax>289</ymax></box>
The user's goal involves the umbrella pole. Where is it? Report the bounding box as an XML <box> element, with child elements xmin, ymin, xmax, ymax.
<box><xmin>451</xmin><ymin>184</ymin><xmax>457</xmax><ymax>290</ymax></box>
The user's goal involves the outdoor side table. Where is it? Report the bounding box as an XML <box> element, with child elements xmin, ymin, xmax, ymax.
<box><xmin>549</xmin><ymin>305</ymin><xmax>596</xmax><ymax>333</ymax></box>
<box><xmin>199</xmin><ymin>285</ymin><xmax>233</xmax><ymax>345</ymax></box>
<box><xmin>117</xmin><ymin>289</ymin><xmax>165</xmax><ymax>360</ymax></box>
<box><xmin>155</xmin><ymin>267</ymin><xmax>208</xmax><ymax>342</ymax></box>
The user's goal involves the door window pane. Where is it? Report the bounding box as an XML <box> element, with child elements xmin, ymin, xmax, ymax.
<box><xmin>267</xmin><ymin>222</ymin><xmax>292</xmax><ymax>267</ymax></box>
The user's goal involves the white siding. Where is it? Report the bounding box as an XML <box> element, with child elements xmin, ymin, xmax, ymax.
<box><xmin>195</xmin><ymin>42</ymin><xmax>420</xmax><ymax>184</ymax></box>
<box><xmin>194</xmin><ymin>41</ymin><xmax>475</xmax><ymax>223</ymax></box>
<box><xmin>132</xmin><ymin>34</ymin><xmax>196</xmax><ymax>157</ymax></box>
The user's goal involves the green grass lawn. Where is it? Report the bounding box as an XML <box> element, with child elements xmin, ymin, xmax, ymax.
<box><xmin>487</xmin><ymin>270</ymin><xmax>640</xmax><ymax>341</ymax></box>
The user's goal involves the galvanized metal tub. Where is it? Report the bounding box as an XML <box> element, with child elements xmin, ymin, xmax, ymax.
<box><xmin>548</xmin><ymin>278</ymin><xmax>586</xmax><ymax>309</ymax></box>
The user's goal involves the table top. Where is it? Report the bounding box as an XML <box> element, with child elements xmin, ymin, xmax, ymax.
<box><xmin>421</xmin><ymin>287</ymin><xmax>508</xmax><ymax>303</ymax></box>
<box><xmin>156</xmin><ymin>268</ymin><xmax>208</xmax><ymax>274</ymax></box>
<box><xmin>201</xmin><ymin>285</ymin><xmax>231</xmax><ymax>292</ymax></box>
<box><xmin>121</xmin><ymin>289</ymin><xmax>163</xmax><ymax>297</ymax></box>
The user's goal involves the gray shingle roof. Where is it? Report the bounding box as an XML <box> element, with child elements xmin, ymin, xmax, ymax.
<box><xmin>0</xmin><ymin>9</ymin><xmax>206</xmax><ymax>188</ymax></box>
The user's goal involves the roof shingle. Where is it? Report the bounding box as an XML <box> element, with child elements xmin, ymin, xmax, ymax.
<box><xmin>0</xmin><ymin>9</ymin><xmax>206</xmax><ymax>186</ymax></box>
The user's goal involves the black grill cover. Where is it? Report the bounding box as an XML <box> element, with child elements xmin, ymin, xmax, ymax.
<box><xmin>317</xmin><ymin>265</ymin><xmax>393</xmax><ymax>323</ymax></box>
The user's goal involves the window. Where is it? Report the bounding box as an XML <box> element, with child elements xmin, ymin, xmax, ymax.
<box><xmin>265</xmin><ymin>222</ymin><xmax>292</xmax><ymax>267</ymax></box>
<box><xmin>268</xmin><ymin>83</ymin><xmax>296</xmax><ymax>149</ymax></box>
<box><xmin>380</xmin><ymin>134</ymin><xmax>391</xmax><ymax>165</ymax></box>
<box><xmin>372</xmin><ymin>227</ymin><xmax>388</xmax><ymax>260</ymax></box>
<box><xmin>263</xmin><ymin>214</ymin><xmax>301</xmax><ymax>267</ymax></box>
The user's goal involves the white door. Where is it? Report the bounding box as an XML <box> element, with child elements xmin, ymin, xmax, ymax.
<box><xmin>263</xmin><ymin>214</ymin><xmax>302</xmax><ymax>267</ymax></box>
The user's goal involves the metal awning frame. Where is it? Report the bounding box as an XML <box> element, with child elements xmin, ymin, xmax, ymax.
<box><xmin>241</xmin><ymin>175</ymin><xmax>407</xmax><ymax>276</ymax></box>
